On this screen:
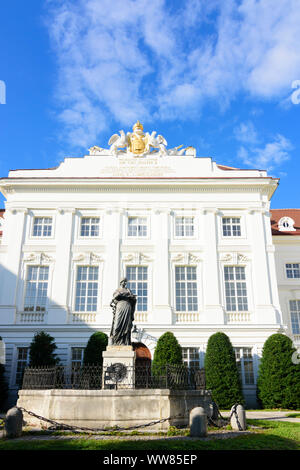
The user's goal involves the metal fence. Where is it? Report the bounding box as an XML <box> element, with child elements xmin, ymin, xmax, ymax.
<box><xmin>21</xmin><ymin>364</ymin><xmax>206</xmax><ymax>391</ymax></box>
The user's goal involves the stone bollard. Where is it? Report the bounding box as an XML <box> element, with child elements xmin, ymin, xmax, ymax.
<box><xmin>189</xmin><ymin>407</ymin><xmax>207</xmax><ymax>437</ymax></box>
<box><xmin>4</xmin><ymin>407</ymin><xmax>23</xmax><ymax>438</ymax></box>
<box><xmin>230</xmin><ymin>404</ymin><xmax>247</xmax><ymax>431</ymax></box>
<box><xmin>209</xmin><ymin>401</ymin><xmax>219</xmax><ymax>422</ymax></box>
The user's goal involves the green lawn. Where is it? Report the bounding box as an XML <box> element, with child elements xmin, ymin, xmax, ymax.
<box><xmin>0</xmin><ymin>420</ymin><xmax>299</xmax><ymax>450</ymax></box>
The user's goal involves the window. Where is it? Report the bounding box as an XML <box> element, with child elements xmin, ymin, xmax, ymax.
<box><xmin>175</xmin><ymin>217</ymin><xmax>194</xmax><ymax>237</ymax></box>
<box><xmin>75</xmin><ymin>266</ymin><xmax>99</xmax><ymax>312</ymax></box>
<box><xmin>128</xmin><ymin>217</ymin><xmax>147</xmax><ymax>237</ymax></box>
<box><xmin>234</xmin><ymin>347</ymin><xmax>255</xmax><ymax>385</ymax></box>
<box><xmin>175</xmin><ymin>266</ymin><xmax>198</xmax><ymax>312</ymax></box>
<box><xmin>80</xmin><ymin>217</ymin><xmax>100</xmax><ymax>237</ymax></box>
<box><xmin>126</xmin><ymin>266</ymin><xmax>148</xmax><ymax>312</ymax></box>
<box><xmin>289</xmin><ymin>300</ymin><xmax>300</xmax><ymax>334</ymax></box>
<box><xmin>24</xmin><ymin>266</ymin><xmax>49</xmax><ymax>312</ymax></box>
<box><xmin>278</xmin><ymin>217</ymin><xmax>296</xmax><ymax>232</ymax></box>
<box><xmin>32</xmin><ymin>217</ymin><xmax>52</xmax><ymax>237</ymax></box>
<box><xmin>222</xmin><ymin>217</ymin><xmax>241</xmax><ymax>237</ymax></box>
<box><xmin>71</xmin><ymin>347</ymin><xmax>84</xmax><ymax>370</ymax></box>
<box><xmin>286</xmin><ymin>263</ymin><xmax>300</xmax><ymax>279</ymax></box>
<box><xmin>224</xmin><ymin>266</ymin><xmax>248</xmax><ymax>312</ymax></box>
<box><xmin>182</xmin><ymin>347</ymin><xmax>200</xmax><ymax>369</ymax></box>
<box><xmin>15</xmin><ymin>347</ymin><xmax>29</xmax><ymax>386</ymax></box>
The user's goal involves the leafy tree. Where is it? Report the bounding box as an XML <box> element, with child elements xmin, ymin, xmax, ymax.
<box><xmin>152</xmin><ymin>332</ymin><xmax>183</xmax><ymax>374</ymax></box>
<box><xmin>257</xmin><ymin>333</ymin><xmax>300</xmax><ymax>409</ymax></box>
<box><xmin>204</xmin><ymin>332</ymin><xmax>244</xmax><ymax>408</ymax></box>
<box><xmin>29</xmin><ymin>331</ymin><xmax>59</xmax><ymax>366</ymax></box>
<box><xmin>83</xmin><ymin>331</ymin><xmax>108</xmax><ymax>366</ymax></box>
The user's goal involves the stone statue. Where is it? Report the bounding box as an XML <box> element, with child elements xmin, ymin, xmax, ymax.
<box><xmin>109</xmin><ymin>278</ymin><xmax>137</xmax><ymax>346</ymax></box>
<box><xmin>108</xmin><ymin>130</ymin><xmax>130</xmax><ymax>155</ymax></box>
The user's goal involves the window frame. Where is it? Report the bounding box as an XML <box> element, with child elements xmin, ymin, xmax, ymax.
<box><xmin>174</xmin><ymin>216</ymin><xmax>195</xmax><ymax>239</ymax></box>
<box><xmin>79</xmin><ymin>216</ymin><xmax>101</xmax><ymax>238</ymax></box>
<box><xmin>289</xmin><ymin>299</ymin><xmax>300</xmax><ymax>335</ymax></box>
<box><xmin>223</xmin><ymin>265</ymin><xmax>249</xmax><ymax>313</ymax></box>
<box><xmin>76</xmin><ymin>211</ymin><xmax>103</xmax><ymax>241</ymax></box>
<box><xmin>234</xmin><ymin>347</ymin><xmax>255</xmax><ymax>386</ymax></box>
<box><xmin>70</xmin><ymin>347</ymin><xmax>85</xmax><ymax>369</ymax></box>
<box><xmin>221</xmin><ymin>216</ymin><xmax>242</xmax><ymax>238</ymax></box>
<box><xmin>73</xmin><ymin>265</ymin><xmax>100</xmax><ymax>313</ymax></box>
<box><xmin>174</xmin><ymin>265</ymin><xmax>199</xmax><ymax>313</ymax></box>
<box><xmin>23</xmin><ymin>265</ymin><xmax>50</xmax><ymax>313</ymax></box>
<box><xmin>172</xmin><ymin>211</ymin><xmax>198</xmax><ymax>240</ymax></box>
<box><xmin>285</xmin><ymin>263</ymin><xmax>300</xmax><ymax>280</ymax></box>
<box><xmin>127</xmin><ymin>215</ymin><xmax>149</xmax><ymax>239</ymax></box>
<box><xmin>28</xmin><ymin>211</ymin><xmax>55</xmax><ymax>241</ymax></box>
<box><xmin>10</xmin><ymin>345</ymin><xmax>30</xmax><ymax>389</ymax></box>
<box><xmin>182</xmin><ymin>347</ymin><xmax>201</xmax><ymax>369</ymax></box>
<box><xmin>125</xmin><ymin>265</ymin><xmax>149</xmax><ymax>313</ymax></box>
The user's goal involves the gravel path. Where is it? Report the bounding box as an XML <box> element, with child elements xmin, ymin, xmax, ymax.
<box><xmin>221</xmin><ymin>411</ymin><xmax>300</xmax><ymax>423</ymax></box>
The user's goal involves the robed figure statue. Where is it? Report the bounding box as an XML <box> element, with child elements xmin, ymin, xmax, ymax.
<box><xmin>109</xmin><ymin>278</ymin><xmax>137</xmax><ymax>346</ymax></box>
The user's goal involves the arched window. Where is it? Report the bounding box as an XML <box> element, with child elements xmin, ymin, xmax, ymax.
<box><xmin>278</xmin><ymin>217</ymin><xmax>296</xmax><ymax>232</ymax></box>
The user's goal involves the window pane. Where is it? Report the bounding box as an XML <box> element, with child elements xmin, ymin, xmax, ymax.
<box><xmin>234</xmin><ymin>347</ymin><xmax>254</xmax><ymax>385</ymax></box>
<box><xmin>182</xmin><ymin>347</ymin><xmax>201</xmax><ymax>369</ymax></box>
<box><xmin>175</xmin><ymin>217</ymin><xmax>194</xmax><ymax>237</ymax></box>
<box><xmin>289</xmin><ymin>300</ymin><xmax>300</xmax><ymax>334</ymax></box>
<box><xmin>24</xmin><ymin>266</ymin><xmax>49</xmax><ymax>312</ymax></box>
<box><xmin>225</xmin><ymin>266</ymin><xmax>248</xmax><ymax>312</ymax></box>
<box><xmin>222</xmin><ymin>217</ymin><xmax>241</xmax><ymax>237</ymax></box>
<box><xmin>175</xmin><ymin>266</ymin><xmax>198</xmax><ymax>312</ymax></box>
<box><xmin>286</xmin><ymin>263</ymin><xmax>300</xmax><ymax>279</ymax></box>
<box><xmin>32</xmin><ymin>217</ymin><xmax>52</xmax><ymax>237</ymax></box>
<box><xmin>128</xmin><ymin>217</ymin><xmax>147</xmax><ymax>237</ymax></box>
<box><xmin>126</xmin><ymin>266</ymin><xmax>148</xmax><ymax>312</ymax></box>
<box><xmin>75</xmin><ymin>266</ymin><xmax>98</xmax><ymax>312</ymax></box>
<box><xmin>80</xmin><ymin>217</ymin><xmax>100</xmax><ymax>237</ymax></box>
<box><xmin>15</xmin><ymin>347</ymin><xmax>29</xmax><ymax>386</ymax></box>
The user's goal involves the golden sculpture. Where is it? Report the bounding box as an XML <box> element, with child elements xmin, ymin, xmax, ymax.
<box><xmin>107</xmin><ymin>121</ymin><xmax>190</xmax><ymax>156</ymax></box>
<box><xmin>129</xmin><ymin>121</ymin><xmax>148</xmax><ymax>155</ymax></box>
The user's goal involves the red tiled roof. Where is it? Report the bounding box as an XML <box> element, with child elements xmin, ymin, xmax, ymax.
<box><xmin>217</xmin><ymin>164</ymin><xmax>240</xmax><ymax>170</ymax></box>
<box><xmin>270</xmin><ymin>209</ymin><xmax>300</xmax><ymax>236</ymax></box>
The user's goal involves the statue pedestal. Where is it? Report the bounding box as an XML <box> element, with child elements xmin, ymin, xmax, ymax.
<box><xmin>102</xmin><ymin>345</ymin><xmax>136</xmax><ymax>389</ymax></box>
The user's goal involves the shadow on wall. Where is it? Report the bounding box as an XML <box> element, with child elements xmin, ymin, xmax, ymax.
<box><xmin>0</xmin><ymin>261</ymin><xmax>117</xmax><ymax>411</ymax></box>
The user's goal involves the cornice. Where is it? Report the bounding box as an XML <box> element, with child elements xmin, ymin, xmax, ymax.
<box><xmin>0</xmin><ymin>177</ymin><xmax>278</xmax><ymax>189</ymax></box>
<box><xmin>272</xmin><ymin>236</ymin><xmax>300</xmax><ymax>245</ymax></box>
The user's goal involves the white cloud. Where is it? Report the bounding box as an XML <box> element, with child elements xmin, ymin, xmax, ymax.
<box><xmin>234</xmin><ymin>121</ymin><xmax>259</xmax><ymax>145</ymax></box>
<box><xmin>237</xmin><ymin>134</ymin><xmax>293</xmax><ymax>171</ymax></box>
<box><xmin>46</xmin><ymin>0</ymin><xmax>300</xmax><ymax>148</ymax></box>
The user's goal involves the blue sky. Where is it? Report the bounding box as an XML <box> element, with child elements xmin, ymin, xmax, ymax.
<box><xmin>0</xmin><ymin>0</ymin><xmax>299</xmax><ymax>208</ymax></box>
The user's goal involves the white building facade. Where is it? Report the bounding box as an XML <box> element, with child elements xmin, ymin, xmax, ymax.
<box><xmin>0</xmin><ymin>122</ymin><xmax>298</xmax><ymax>407</ymax></box>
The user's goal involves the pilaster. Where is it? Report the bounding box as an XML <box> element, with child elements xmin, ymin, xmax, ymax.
<box><xmin>47</xmin><ymin>208</ymin><xmax>75</xmax><ymax>324</ymax></box>
<box><xmin>0</xmin><ymin>208</ymin><xmax>28</xmax><ymax>323</ymax></box>
<box><xmin>202</xmin><ymin>209</ymin><xmax>224</xmax><ymax>324</ymax></box>
<box><xmin>152</xmin><ymin>208</ymin><xmax>172</xmax><ymax>324</ymax></box>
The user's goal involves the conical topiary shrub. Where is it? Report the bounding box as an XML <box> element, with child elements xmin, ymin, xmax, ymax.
<box><xmin>152</xmin><ymin>331</ymin><xmax>183</xmax><ymax>375</ymax></box>
<box><xmin>29</xmin><ymin>331</ymin><xmax>59</xmax><ymax>366</ymax></box>
<box><xmin>204</xmin><ymin>332</ymin><xmax>244</xmax><ymax>408</ymax></box>
<box><xmin>83</xmin><ymin>331</ymin><xmax>108</xmax><ymax>366</ymax></box>
<box><xmin>257</xmin><ymin>333</ymin><xmax>300</xmax><ymax>409</ymax></box>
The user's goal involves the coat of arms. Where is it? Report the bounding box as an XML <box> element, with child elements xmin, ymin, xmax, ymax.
<box><xmin>128</xmin><ymin>121</ymin><xmax>147</xmax><ymax>155</ymax></box>
<box><xmin>107</xmin><ymin>121</ymin><xmax>194</xmax><ymax>157</ymax></box>
<box><xmin>108</xmin><ymin>121</ymin><xmax>168</xmax><ymax>156</ymax></box>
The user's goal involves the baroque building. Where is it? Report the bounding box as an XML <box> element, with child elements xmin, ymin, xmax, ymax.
<box><xmin>0</xmin><ymin>122</ymin><xmax>299</xmax><ymax>407</ymax></box>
